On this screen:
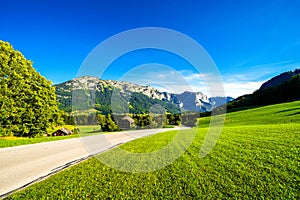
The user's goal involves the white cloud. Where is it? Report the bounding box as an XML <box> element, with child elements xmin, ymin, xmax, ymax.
<box><xmin>216</xmin><ymin>60</ymin><xmax>300</xmax><ymax>98</ymax></box>
<box><xmin>179</xmin><ymin>79</ymin><xmax>263</xmax><ymax>98</ymax></box>
<box><xmin>176</xmin><ymin>70</ymin><xmax>267</xmax><ymax>98</ymax></box>
<box><xmin>122</xmin><ymin>67</ymin><xmax>264</xmax><ymax>98</ymax></box>
<box><xmin>223</xmin><ymin>81</ymin><xmax>264</xmax><ymax>98</ymax></box>
<box><xmin>183</xmin><ymin>73</ymin><xmax>203</xmax><ymax>81</ymax></box>
<box><xmin>119</xmin><ymin>64</ymin><xmax>194</xmax><ymax>94</ymax></box>
<box><xmin>116</xmin><ymin>60</ymin><xmax>300</xmax><ymax>98</ymax></box>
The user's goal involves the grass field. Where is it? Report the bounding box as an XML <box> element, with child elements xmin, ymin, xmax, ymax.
<box><xmin>0</xmin><ymin>135</ymin><xmax>79</xmax><ymax>148</ymax></box>
<box><xmin>0</xmin><ymin>125</ymin><xmax>101</xmax><ymax>148</ymax></box>
<box><xmin>6</xmin><ymin>100</ymin><xmax>300</xmax><ymax>199</ymax></box>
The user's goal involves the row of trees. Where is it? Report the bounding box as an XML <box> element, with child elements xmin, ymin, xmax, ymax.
<box><xmin>94</xmin><ymin>113</ymin><xmax>198</xmax><ymax>132</ymax></box>
<box><xmin>60</xmin><ymin>112</ymin><xmax>199</xmax><ymax>132</ymax></box>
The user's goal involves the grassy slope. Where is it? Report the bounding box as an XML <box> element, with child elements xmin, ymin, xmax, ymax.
<box><xmin>7</xmin><ymin>101</ymin><xmax>300</xmax><ymax>199</ymax></box>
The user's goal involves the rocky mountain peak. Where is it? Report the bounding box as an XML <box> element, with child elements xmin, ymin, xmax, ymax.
<box><xmin>55</xmin><ymin>76</ymin><xmax>232</xmax><ymax>112</ymax></box>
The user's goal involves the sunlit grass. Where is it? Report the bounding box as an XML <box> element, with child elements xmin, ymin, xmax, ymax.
<box><xmin>0</xmin><ymin>125</ymin><xmax>102</xmax><ymax>148</ymax></box>
<box><xmin>0</xmin><ymin>134</ymin><xmax>79</xmax><ymax>148</ymax></box>
<box><xmin>7</xmin><ymin>100</ymin><xmax>300</xmax><ymax>199</ymax></box>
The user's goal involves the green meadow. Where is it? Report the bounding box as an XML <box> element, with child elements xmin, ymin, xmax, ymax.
<box><xmin>0</xmin><ymin>135</ymin><xmax>79</xmax><ymax>148</ymax></box>
<box><xmin>0</xmin><ymin>125</ymin><xmax>102</xmax><ymax>148</ymax></box>
<box><xmin>7</xmin><ymin>100</ymin><xmax>300</xmax><ymax>199</ymax></box>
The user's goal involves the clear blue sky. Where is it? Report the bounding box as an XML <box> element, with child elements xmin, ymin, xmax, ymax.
<box><xmin>1</xmin><ymin>0</ymin><xmax>300</xmax><ymax>97</ymax></box>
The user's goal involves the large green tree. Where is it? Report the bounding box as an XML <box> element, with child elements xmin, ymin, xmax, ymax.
<box><xmin>0</xmin><ymin>40</ymin><xmax>63</xmax><ymax>137</ymax></box>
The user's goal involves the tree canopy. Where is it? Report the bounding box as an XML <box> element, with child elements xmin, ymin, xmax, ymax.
<box><xmin>0</xmin><ymin>40</ymin><xmax>63</xmax><ymax>137</ymax></box>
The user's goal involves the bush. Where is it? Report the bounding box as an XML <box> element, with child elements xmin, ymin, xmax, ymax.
<box><xmin>97</xmin><ymin>114</ymin><xmax>120</xmax><ymax>132</ymax></box>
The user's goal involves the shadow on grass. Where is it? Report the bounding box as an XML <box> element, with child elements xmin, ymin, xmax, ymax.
<box><xmin>274</xmin><ymin>107</ymin><xmax>300</xmax><ymax>114</ymax></box>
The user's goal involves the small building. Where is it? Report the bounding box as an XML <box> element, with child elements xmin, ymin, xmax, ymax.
<box><xmin>52</xmin><ymin>128</ymin><xmax>73</xmax><ymax>136</ymax></box>
<box><xmin>118</xmin><ymin>116</ymin><xmax>135</xmax><ymax>130</ymax></box>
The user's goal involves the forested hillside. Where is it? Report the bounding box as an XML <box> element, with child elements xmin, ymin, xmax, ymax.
<box><xmin>214</xmin><ymin>69</ymin><xmax>300</xmax><ymax>113</ymax></box>
<box><xmin>55</xmin><ymin>77</ymin><xmax>181</xmax><ymax>114</ymax></box>
<box><xmin>260</xmin><ymin>69</ymin><xmax>300</xmax><ymax>90</ymax></box>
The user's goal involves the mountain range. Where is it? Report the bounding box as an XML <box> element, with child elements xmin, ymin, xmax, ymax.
<box><xmin>54</xmin><ymin>76</ymin><xmax>233</xmax><ymax>114</ymax></box>
<box><xmin>55</xmin><ymin>68</ymin><xmax>300</xmax><ymax>114</ymax></box>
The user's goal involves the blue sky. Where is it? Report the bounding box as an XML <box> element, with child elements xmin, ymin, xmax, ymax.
<box><xmin>1</xmin><ymin>0</ymin><xmax>300</xmax><ymax>97</ymax></box>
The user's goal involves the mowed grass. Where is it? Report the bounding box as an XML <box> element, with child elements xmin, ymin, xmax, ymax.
<box><xmin>7</xmin><ymin>101</ymin><xmax>300</xmax><ymax>199</ymax></box>
<box><xmin>0</xmin><ymin>125</ymin><xmax>101</xmax><ymax>148</ymax></box>
<box><xmin>77</xmin><ymin>125</ymin><xmax>102</xmax><ymax>133</ymax></box>
<box><xmin>0</xmin><ymin>135</ymin><xmax>79</xmax><ymax>148</ymax></box>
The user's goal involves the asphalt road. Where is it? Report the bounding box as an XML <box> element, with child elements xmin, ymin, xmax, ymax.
<box><xmin>0</xmin><ymin>127</ymin><xmax>188</xmax><ymax>197</ymax></box>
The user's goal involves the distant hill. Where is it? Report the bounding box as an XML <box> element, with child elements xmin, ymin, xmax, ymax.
<box><xmin>54</xmin><ymin>76</ymin><xmax>232</xmax><ymax>113</ymax></box>
<box><xmin>260</xmin><ymin>69</ymin><xmax>300</xmax><ymax>90</ymax></box>
<box><xmin>214</xmin><ymin>68</ymin><xmax>300</xmax><ymax>113</ymax></box>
